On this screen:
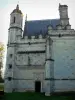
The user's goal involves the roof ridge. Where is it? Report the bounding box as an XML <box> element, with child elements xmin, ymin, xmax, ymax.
<box><xmin>27</xmin><ymin>18</ymin><xmax>60</xmax><ymax>22</ymax></box>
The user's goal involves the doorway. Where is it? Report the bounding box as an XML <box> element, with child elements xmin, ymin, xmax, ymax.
<box><xmin>35</xmin><ymin>81</ymin><xmax>41</xmax><ymax>92</ymax></box>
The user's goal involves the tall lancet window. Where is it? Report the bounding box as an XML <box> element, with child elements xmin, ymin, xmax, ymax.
<box><xmin>13</xmin><ymin>17</ymin><xmax>15</xmax><ymax>23</ymax></box>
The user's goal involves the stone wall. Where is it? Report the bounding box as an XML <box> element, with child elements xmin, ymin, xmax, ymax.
<box><xmin>5</xmin><ymin>28</ymin><xmax>75</xmax><ymax>93</ymax></box>
<box><xmin>48</xmin><ymin>29</ymin><xmax>75</xmax><ymax>92</ymax></box>
<box><xmin>13</xmin><ymin>69</ymin><xmax>45</xmax><ymax>92</ymax></box>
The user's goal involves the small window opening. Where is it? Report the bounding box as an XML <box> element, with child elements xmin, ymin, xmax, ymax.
<box><xmin>28</xmin><ymin>56</ymin><xmax>31</xmax><ymax>65</ymax></box>
<box><xmin>28</xmin><ymin>42</ymin><xmax>31</xmax><ymax>45</ymax></box>
<box><xmin>8</xmin><ymin>77</ymin><xmax>12</xmax><ymax>81</ymax></box>
<box><xmin>10</xmin><ymin>54</ymin><xmax>12</xmax><ymax>58</ymax></box>
<box><xmin>9</xmin><ymin>64</ymin><xmax>12</xmax><ymax>69</ymax></box>
<box><xmin>58</xmin><ymin>34</ymin><xmax>61</xmax><ymax>37</ymax></box>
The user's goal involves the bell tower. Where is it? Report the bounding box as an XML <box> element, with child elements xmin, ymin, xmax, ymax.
<box><xmin>8</xmin><ymin>4</ymin><xmax>23</xmax><ymax>43</ymax></box>
<box><xmin>10</xmin><ymin>4</ymin><xmax>23</xmax><ymax>29</ymax></box>
<box><xmin>4</xmin><ymin>5</ymin><xmax>23</xmax><ymax>93</ymax></box>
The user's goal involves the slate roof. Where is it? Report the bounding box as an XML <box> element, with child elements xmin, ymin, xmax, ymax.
<box><xmin>23</xmin><ymin>19</ymin><xmax>60</xmax><ymax>36</ymax></box>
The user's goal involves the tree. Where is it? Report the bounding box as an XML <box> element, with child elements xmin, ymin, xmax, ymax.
<box><xmin>0</xmin><ymin>42</ymin><xmax>4</xmax><ymax>82</ymax></box>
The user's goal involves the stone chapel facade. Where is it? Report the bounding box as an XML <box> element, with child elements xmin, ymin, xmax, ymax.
<box><xmin>4</xmin><ymin>4</ymin><xmax>75</xmax><ymax>96</ymax></box>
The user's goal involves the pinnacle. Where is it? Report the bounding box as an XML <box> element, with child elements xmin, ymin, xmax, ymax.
<box><xmin>16</xmin><ymin>4</ymin><xmax>19</xmax><ymax>10</ymax></box>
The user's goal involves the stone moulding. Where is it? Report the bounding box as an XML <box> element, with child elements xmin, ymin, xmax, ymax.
<box><xmin>45</xmin><ymin>58</ymin><xmax>54</xmax><ymax>61</ymax></box>
<box><xmin>16</xmin><ymin>65</ymin><xmax>45</xmax><ymax>69</ymax></box>
<box><xmin>17</xmin><ymin>50</ymin><xmax>45</xmax><ymax>54</ymax></box>
<box><xmin>45</xmin><ymin>78</ymin><xmax>75</xmax><ymax>80</ymax></box>
<box><xmin>48</xmin><ymin>30</ymin><xmax>75</xmax><ymax>36</ymax></box>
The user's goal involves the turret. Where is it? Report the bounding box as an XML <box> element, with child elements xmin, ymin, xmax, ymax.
<box><xmin>4</xmin><ymin>4</ymin><xmax>23</xmax><ymax>93</ymax></box>
<box><xmin>8</xmin><ymin>4</ymin><xmax>23</xmax><ymax>43</ymax></box>
<box><xmin>59</xmin><ymin>3</ymin><xmax>71</xmax><ymax>29</ymax></box>
<box><xmin>10</xmin><ymin>4</ymin><xmax>23</xmax><ymax>29</ymax></box>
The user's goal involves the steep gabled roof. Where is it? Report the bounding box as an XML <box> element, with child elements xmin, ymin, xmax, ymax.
<box><xmin>23</xmin><ymin>19</ymin><xmax>60</xmax><ymax>36</ymax></box>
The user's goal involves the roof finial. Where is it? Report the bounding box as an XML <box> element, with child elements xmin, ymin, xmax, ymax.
<box><xmin>18</xmin><ymin>1</ymin><xmax>19</xmax><ymax>4</ymax></box>
<box><xmin>16</xmin><ymin>1</ymin><xmax>19</xmax><ymax>10</ymax></box>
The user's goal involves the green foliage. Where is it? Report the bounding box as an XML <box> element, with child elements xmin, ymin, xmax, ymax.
<box><xmin>0</xmin><ymin>42</ymin><xmax>4</xmax><ymax>81</ymax></box>
<box><xmin>0</xmin><ymin>42</ymin><xmax>4</xmax><ymax>61</ymax></box>
<box><xmin>0</xmin><ymin>84</ymin><xmax>4</xmax><ymax>91</ymax></box>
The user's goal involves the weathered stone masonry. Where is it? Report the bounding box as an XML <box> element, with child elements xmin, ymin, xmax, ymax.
<box><xmin>4</xmin><ymin>4</ymin><xmax>75</xmax><ymax>96</ymax></box>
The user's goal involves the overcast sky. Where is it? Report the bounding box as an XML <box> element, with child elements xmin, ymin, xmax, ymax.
<box><xmin>0</xmin><ymin>0</ymin><xmax>75</xmax><ymax>43</ymax></box>
<box><xmin>0</xmin><ymin>0</ymin><xmax>75</xmax><ymax>75</ymax></box>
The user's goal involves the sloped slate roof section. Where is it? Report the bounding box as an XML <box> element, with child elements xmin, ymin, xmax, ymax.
<box><xmin>23</xmin><ymin>19</ymin><xmax>60</xmax><ymax>36</ymax></box>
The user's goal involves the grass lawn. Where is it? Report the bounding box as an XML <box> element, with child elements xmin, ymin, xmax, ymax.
<box><xmin>4</xmin><ymin>92</ymin><xmax>75</xmax><ymax>100</ymax></box>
